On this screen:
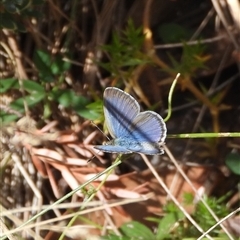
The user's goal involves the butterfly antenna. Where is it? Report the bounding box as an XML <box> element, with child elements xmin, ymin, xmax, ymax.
<box><xmin>87</xmin><ymin>155</ymin><xmax>95</xmax><ymax>163</ymax></box>
<box><xmin>91</xmin><ymin>121</ymin><xmax>110</xmax><ymax>141</ymax></box>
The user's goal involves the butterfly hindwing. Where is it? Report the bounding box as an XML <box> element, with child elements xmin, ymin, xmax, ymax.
<box><xmin>131</xmin><ymin>111</ymin><xmax>167</xmax><ymax>143</ymax></box>
<box><xmin>95</xmin><ymin>145</ymin><xmax>132</xmax><ymax>154</ymax></box>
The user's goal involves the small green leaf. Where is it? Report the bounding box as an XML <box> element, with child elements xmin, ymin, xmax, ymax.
<box><xmin>76</xmin><ymin>108</ymin><xmax>102</xmax><ymax>120</ymax></box>
<box><xmin>120</xmin><ymin>221</ymin><xmax>155</xmax><ymax>240</ymax></box>
<box><xmin>51</xmin><ymin>55</ymin><xmax>71</xmax><ymax>75</ymax></box>
<box><xmin>0</xmin><ymin>78</ymin><xmax>18</xmax><ymax>93</ymax></box>
<box><xmin>34</xmin><ymin>50</ymin><xmax>54</xmax><ymax>82</ymax></box>
<box><xmin>86</xmin><ymin>100</ymin><xmax>103</xmax><ymax>110</ymax></box>
<box><xmin>0</xmin><ymin>112</ymin><xmax>19</xmax><ymax>124</ymax></box>
<box><xmin>183</xmin><ymin>192</ymin><xmax>194</xmax><ymax>205</ymax></box>
<box><xmin>43</xmin><ymin>102</ymin><xmax>52</xmax><ymax>119</ymax></box>
<box><xmin>55</xmin><ymin>89</ymin><xmax>88</xmax><ymax>108</ymax></box>
<box><xmin>0</xmin><ymin>79</ymin><xmax>44</xmax><ymax>94</ymax></box>
<box><xmin>53</xmin><ymin>89</ymin><xmax>102</xmax><ymax>120</ymax></box>
<box><xmin>156</xmin><ymin>213</ymin><xmax>177</xmax><ymax>239</ymax></box>
<box><xmin>225</xmin><ymin>152</ymin><xmax>240</xmax><ymax>175</ymax></box>
<box><xmin>10</xmin><ymin>92</ymin><xmax>45</xmax><ymax>110</ymax></box>
<box><xmin>77</xmin><ymin>100</ymin><xmax>103</xmax><ymax>120</ymax></box>
<box><xmin>22</xmin><ymin>80</ymin><xmax>44</xmax><ymax>93</ymax></box>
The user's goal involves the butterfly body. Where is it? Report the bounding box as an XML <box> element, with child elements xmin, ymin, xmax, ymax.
<box><xmin>95</xmin><ymin>87</ymin><xmax>167</xmax><ymax>155</ymax></box>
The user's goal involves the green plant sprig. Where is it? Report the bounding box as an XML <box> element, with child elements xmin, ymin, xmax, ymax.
<box><xmin>168</xmin><ymin>132</ymin><xmax>240</xmax><ymax>138</ymax></box>
<box><xmin>164</xmin><ymin>73</ymin><xmax>180</xmax><ymax>122</ymax></box>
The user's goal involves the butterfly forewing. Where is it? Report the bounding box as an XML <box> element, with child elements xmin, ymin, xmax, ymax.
<box><xmin>104</xmin><ymin>87</ymin><xmax>140</xmax><ymax>138</ymax></box>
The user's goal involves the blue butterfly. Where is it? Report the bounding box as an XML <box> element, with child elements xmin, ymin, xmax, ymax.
<box><xmin>94</xmin><ymin>87</ymin><xmax>167</xmax><ymax>155</ymax></box>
